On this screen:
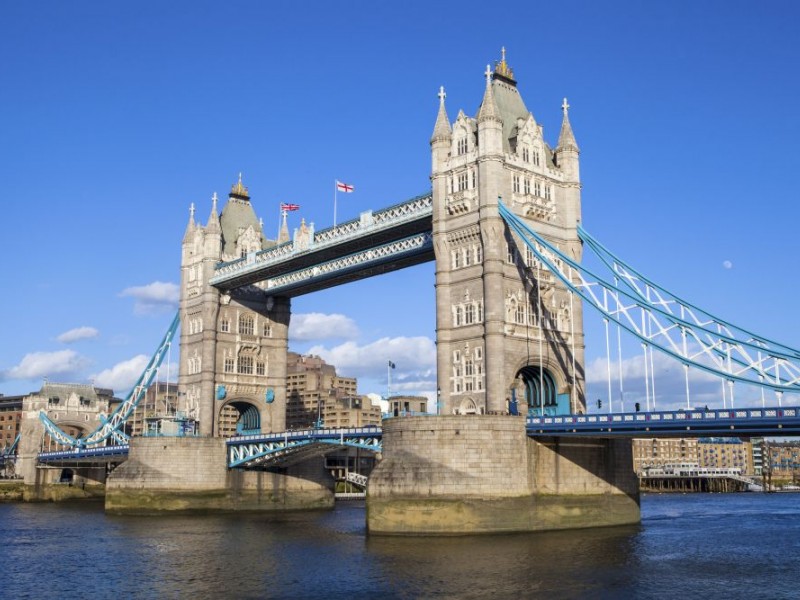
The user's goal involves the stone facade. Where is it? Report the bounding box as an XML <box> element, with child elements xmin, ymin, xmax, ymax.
<box><xmin>367</xmin><ymin>415</ymin><xmax>639</xmax><ymax>534</ymax></box>
<box><xmin>106</xmin><ymin>437</ymin><xmax>334</xmax><ymax>513</ymax></box>
<box><xmin>431</xmin><ymin>52</ymin><xmax>585</xmax><ymax>416</ymax></box>
<box><xmin>179</xmin><ymin>177</ymin><xmax>290</xmax><ymax>437</ymax></box>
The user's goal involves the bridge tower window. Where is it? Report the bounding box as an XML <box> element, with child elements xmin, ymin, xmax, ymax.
<box><xmin>238</xmin><ymin>314</ymin><xmax>254</xmax><ymax>335</ymax></box>
<box><xmin>522</xmin><ymin>147</ymin><xmax>530</xmax><ymax>163</ymax></box>
<box><xmin>457</xmin><ymin>137</ymin><xmax>468</xmax><ymax>155</ymax></box>
<box><xmin>238</xmin><ymin>355</ymin><xmax>254</xmax><ymax>375</ymax></box>
<box><xmin>513</xmin><ymin>175</ymin><xmax>520</xmax><ymax>194</ymax></box>
<box><xmin>524</xmin><ymin>178</ymin><xmax>530</xmax><ymax>195</ymax></box>
<box><xmin>220</xmin><ymin>317</ymin><xmax>230</xmax><ymax>333</ymax></box>
<box><xmin>224</xmin><ymin>357</ymin><xmax>234</xmax><ymax>373</ymax></box>
<box><xmin>458</xmin><ymin>172</ymin><xmax>468</xmax><ymax>191</ymax></box>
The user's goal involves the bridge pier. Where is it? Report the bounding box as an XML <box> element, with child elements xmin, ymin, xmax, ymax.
<box><xmin>367</xmin><ymin>415</ymin><xmax>639</xmax><ymax>535</ymax></box>
<box><xmin>105</xmin><ymin>437</ymin><xmax>334</xmax><ymax>514</ymax></box>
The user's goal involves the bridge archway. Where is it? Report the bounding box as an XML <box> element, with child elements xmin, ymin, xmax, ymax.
<box><xmin>516</xmin><ymin>366</ymin><xmax>560</xmax><ymax>415</ymax></box>
<box><xmin>218</xmin><ymin>400</ymin><xmax>261</xmax><ymax>437</ymax></box>
<box><xmin>455</xmin><ymin>397</ymin><xmax>481</xmax><ymax>415</ymax></box>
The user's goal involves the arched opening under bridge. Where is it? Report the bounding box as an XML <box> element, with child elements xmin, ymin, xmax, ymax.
<box><xmin>517</xmin><ymin>366</ymin><xmax>568</xmax><ymax>416</ymax></box>
<box><xmin>218</xmin><ymin>400</ymin><xmax>261</xmax><ymax>437</ymax></box>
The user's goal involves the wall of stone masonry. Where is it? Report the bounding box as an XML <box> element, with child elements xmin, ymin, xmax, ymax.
<box><xmin>105</xmin><ymin>437</ymin><xmax>334</xmax><ymax>514</ymax></box>
<box><xmin>367</xmin><ymin>415</ymin><xmax>639</xmax><ymax>534</ymax></box>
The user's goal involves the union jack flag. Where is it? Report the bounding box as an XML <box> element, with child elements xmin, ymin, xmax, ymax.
<box><xmin>280</xmin><ymin>203</ymin><xmax>300</xmax><ymax>211</ymax></box>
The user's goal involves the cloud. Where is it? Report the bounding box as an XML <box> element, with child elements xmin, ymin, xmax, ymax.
<box><xmin>290</xmin><ymin>313</ymin><xmax>359</xmax><ymax>341</ymax></box>
<box><xmin>722</xmin><ymin>260</ymin><xmax>733</xmax><ymax>269</ymax></box>
<box><xmin>90</xmin><ymin>355</ymin><xmax>149</xmax><ymax>394</ymax></box>
<box><xmin>57</xmin><ymin>326</ymin><xmax>99</xmax><ymax>344</ymax></box>
<box><xmin>307</xmin><ymin>336</ymin><xmax>436</xmax><ymax>379</ymax></box>
<box><xmin>120</xmin><ymin>281</ymin><xmax>179</xmax><ymax>315</ymax></box>
<box><xmin>3</xmin><ymin>350</ymin><xmax>90</xmax><ymax>381</ymax></box>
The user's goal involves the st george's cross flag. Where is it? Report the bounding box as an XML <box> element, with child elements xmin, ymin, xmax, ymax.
<box><xmin>336</xmin><ymin>180</ymin><xmax>354</xmax><ymax>193</ymax></box>
<box><xmin>280</xmin><ymin>203</ymin><xmax>300</xmax><ymax>211</ymax></box>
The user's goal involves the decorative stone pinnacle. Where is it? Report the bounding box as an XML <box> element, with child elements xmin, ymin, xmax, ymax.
<box><xmin>189</xmin><ymin>202</ymin><xmax>195</xmax><ymax>220</ymax></box>
<box><xmin>562</xmin><ymin>97</ymin><xmax>570</xmax><ymax>114</ymax></box>
<box><xmin>438</xmin><ymin>85</ymin><xmax>446</xmax><ymax>104</ymax></box>
<box><xmin>485</xmin><ymin>64</ymin><xmax>492</xmax><ymax>83</ymax></box>
<box><xmin>212</xmin><ymin>192</ymin><xmax>218</xmax><ymax>206</ymax></box>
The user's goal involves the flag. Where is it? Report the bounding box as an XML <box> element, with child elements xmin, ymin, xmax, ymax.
<box><xmin>388</xmin><ymin>361</ymin><xmax>396</xmax><ymax>369</ymax></box>
<box><xmin>336</xmin><ymin>180</ymin><xmax>355</xmax><ymax>193</ymax></box>
<box><xmin>280</xmin><ymin>203</ymin><xmax>300</xmax><ymax>211</ymax></box>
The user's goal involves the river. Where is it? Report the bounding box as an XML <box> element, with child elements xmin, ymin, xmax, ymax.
<box><xmin>1</xmin><ymin>493</ymin><xmax>797</xmax><ymax>599</ymax></box>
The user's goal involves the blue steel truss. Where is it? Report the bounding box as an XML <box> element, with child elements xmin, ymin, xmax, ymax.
<box><xmin>1</xmin><ymin>434</ymin><xmax>20</xmax><ymax>461</ymax></box>
<box><xmin>210</xmin><ymin>192</ymin><xmax>433</xmax><ymax>292</ymax></box>
<box><xmin>227</xmin><ymin>427</ymin><xmax>382</xmax><ymax>469</ymax></box>
<box><xmin>37</xmin><ymin>444</ymin><xmax>130</xmax><ymax>464</ymax></box>
<box><xmin>38</xmin><ymin>312</ymin><xmax>180</xmax><ymax>449</ymax></box>
<box><xmin>498</xmin><ymin>202</ymin><xmax>800</xmax><ymax>396</ymax></box>
<box><xmin>527</xmin><ymin>406</ymin><xmax>800</xmax><ymax>437</ymax></box>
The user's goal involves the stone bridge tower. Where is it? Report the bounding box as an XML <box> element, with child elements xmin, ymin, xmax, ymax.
<box><xmin>179</xmin><ymin>176</ymin><xmax>291</xmax><ymax>436</ymax></box>
<box><xmin>431</xmin><ymin>50</ymin><xmax>585</xmax><ymax>416</ymax></box>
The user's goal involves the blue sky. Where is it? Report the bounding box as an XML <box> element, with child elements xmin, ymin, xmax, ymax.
<box><xmin>1</xmin><ymin>1</ymin><xmax>798</xmax><ymax>411</ymax></box>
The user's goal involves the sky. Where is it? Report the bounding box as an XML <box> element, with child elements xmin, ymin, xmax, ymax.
<box><xmin>1</xmin><ymin>1</ymin><xmax>799</xmax><ymax>412</ymax></box>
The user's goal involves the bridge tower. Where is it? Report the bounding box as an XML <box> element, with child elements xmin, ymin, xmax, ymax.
<box><xmin>179</xmin><ymin>176</ymin><xmax>290</xmax><ymax>436</ymax></box>
<box><xmin>431</xmin><ymin>50</ymin><xmax>585</xmax><ymax>416</ymax></box>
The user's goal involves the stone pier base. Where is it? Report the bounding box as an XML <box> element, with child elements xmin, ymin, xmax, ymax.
<box><xmin>105</xmin><ymin>437</ymin><xmax>334</xmax><ymax>514</ymax></box>
<box><xmin>367</xmin><ymin>415</ymin><xmax>640</xmax><ymax>535</ymax></box>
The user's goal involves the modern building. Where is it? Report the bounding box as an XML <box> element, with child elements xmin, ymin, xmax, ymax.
<box><xmin>633</xmin><ymin>437</ymin><xmax>755</xmax><ymax>476</ymax></box>
<box><xmin>762</xmin><ymin>440</ymin><xmax>800</xmax><ymax>483</ymax></box>
<box><xmin>632</xmin><ymin>438</ymin><xmax>698</xmax><ymax>473</ymax></box>
<box><xmin>285</xmin><ymin>352</ymin><xmax>380</xmax><ymax>429</ymax></box>
<box><xmin>0</xmin><ymin>393</ymin><xmax>23</xmax><ymax>449</ymax></box>
<box><xmin>128</xmin><ymin>381</ymin><xmax>179</xmax><ymax>436</ymax></box>
<box><xmin>388</xmin><ymin>395</ymin><xmax>429</xmax><ymax>416</ymax></box>
<box><xmin>696</xmin><ymin>438</ymin><xmax>753</xmax><ymax>474</ymax></box>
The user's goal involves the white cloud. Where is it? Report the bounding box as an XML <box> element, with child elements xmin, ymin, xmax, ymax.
<box><xmin>57</xmin><ymin>326</ymin><xmax>99</xmax><ymax>344</ymax></box>
<box><xmin>120</xmin><ymin>281</ymin><xmax>179</xmax><ymax>315</ymax></box>
<box><xmin>3</xmin><ymin>350</ymin><xmax>90</xmax><ymax>381</ymax></box>
<box><xmin>723</xmin><ymin>260</ymin><xmax>733</xmax><ymax>269</ymax></box>
<box><xmin>290</xmin><ymin>312</ymin><xmax>359</xmax><ymax>341</ymax></box>
<box><xmin>307</xmin><ymin>335</ymin><xmax>436</xmax><ymax>379</ymax></box>
<box><xmin>90</xmin><ymin>355</ymin><xmax>149</xmax><ymax>394</ymax></box>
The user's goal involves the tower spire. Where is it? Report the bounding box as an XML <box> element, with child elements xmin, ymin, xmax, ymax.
<box><xmin>206</xmin><ymin>192</ymin><xmax>221</xmax><ymax>232</ymax></box>
<box><xmin>278</xmin><ymin>208</ymin><xmax>290</xmax><ymax>244</ymax></box>
<box><xmin>477</xmin><ymin>65</ymin><xmax>501</xmax><ymax>123</ymax></box>
<box><xmin>183</xmin><ymin>202</ymin><xmax>196</xmax><ymax>241</ymax></box>
<box><xmin>557</xmin><ymin>97</ymin><xmax>579</xmax><ymax>152</ymax></box>
<box><xmin>431</xmin><ymin>85</ymin><xmax>452</xmax><ymax>143</ymax></box>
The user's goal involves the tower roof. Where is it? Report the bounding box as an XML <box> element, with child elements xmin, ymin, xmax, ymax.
<box><xmin>431</xmin><ymin>85</ymin><xmax>452</xmax><ymax>143</ymax></box>
<box><xmin>219</xmin><ymin>174</ymin><xmax>267</xmax><ymax>255</ymax></box>
<box><xmin>556</xmin><ymin>97</ymin><xmax>579</xmax><ymax>152</ymax></box>
<box><xmin>476</xmin><ymin>49</ymin><xmax>531</xmax><ymax>151</ymax></box>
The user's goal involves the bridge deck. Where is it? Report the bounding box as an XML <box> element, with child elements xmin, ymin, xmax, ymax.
<box><xmin>526</xmin><ymin>407</ymin><xmax>800</xmax><ymax>437</ymax></box>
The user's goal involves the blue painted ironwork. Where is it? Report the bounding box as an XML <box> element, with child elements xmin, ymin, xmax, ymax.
<box><xmin>210</xmin><ymin>192</ymin><xmax>433</xmax><ymax>290</ymax></box>
<box><xmin>227</xmin><ymin>426</ymin><xmax>382</xmax><ymax>468</ymax></box>
<box><xmin>38</xmin><ymin>312</ymin><xmax>181</xmax><ymax>449</ymax></box>
<box><xmin>526</xmin><ymin>406</ymin><xmax>800</xmax><ymax>437</ymax></box>
<box><xmin>1</xmin><ymin>434</ymin><xmax>20</xmax><ymax>461</ymax></box>
<box><xmin>37</xmin><ymin>444</ymin><xmax>130</xmax><ymax>464</ymax></box>
<box><xmin>498</xmin><ymin>202</ymin><xmax>800</xmax><ymax>395</ymax></box>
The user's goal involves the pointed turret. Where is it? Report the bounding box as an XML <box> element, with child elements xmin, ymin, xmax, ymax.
<box><xmin>556</xmin><ymin>97</ymin><xmax>579</xmax><ymax>153</ymax></box>
<box><xmin>206</xmin><ymin>192</ymin><xmax>221</xmax><ymax>233</ymax></box>
<box><xmin>183</xmin><ymin>202</ymin><xmax>196</xmax><ymax>242</ymax></box>
<box><xmin>278</xmin><ymin>210</ymin><xmax>290</xmax><ymax>244</ymax></box>
<box><xmin>431</xmin><ymin>86</ymin><xmax>452</xmax><ymax>143</ymax></box>
<box><xmin>477</xmin><ymin>65</ymin><xmax>501</xmax><ymax>124</ymax></box>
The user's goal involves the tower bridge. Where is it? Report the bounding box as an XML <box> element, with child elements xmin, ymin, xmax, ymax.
<box><xmin>17</xmin><ymin>50</ymin><xmax>800</xmax><ymax>532</ymax></box>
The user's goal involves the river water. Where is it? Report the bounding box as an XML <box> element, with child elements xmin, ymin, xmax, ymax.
<box><xmin>1</xmin><ymin>493</ymin><xmax>797</xmax><ymax>599</ymax></box>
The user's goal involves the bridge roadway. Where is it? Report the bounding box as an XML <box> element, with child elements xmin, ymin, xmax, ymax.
<box><xmin>526</xmin><ymin>406</ymin><xmax>800</xmax><ymax>437</ymax></box>
<box><xmin>33</xmin><ymin>407</ymin><xmax>800</xmax><ymax>467</ymax></box>
<box><xmin>209</xmin><ymin>192</ymin><xmax>433</xmax><ymax>295</ymax></box>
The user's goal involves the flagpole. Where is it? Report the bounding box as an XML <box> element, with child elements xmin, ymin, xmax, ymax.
<box><xmin>333</xmin><ymin>179</ymin><xmax>338</xmax><ymax>228</ymax></box>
